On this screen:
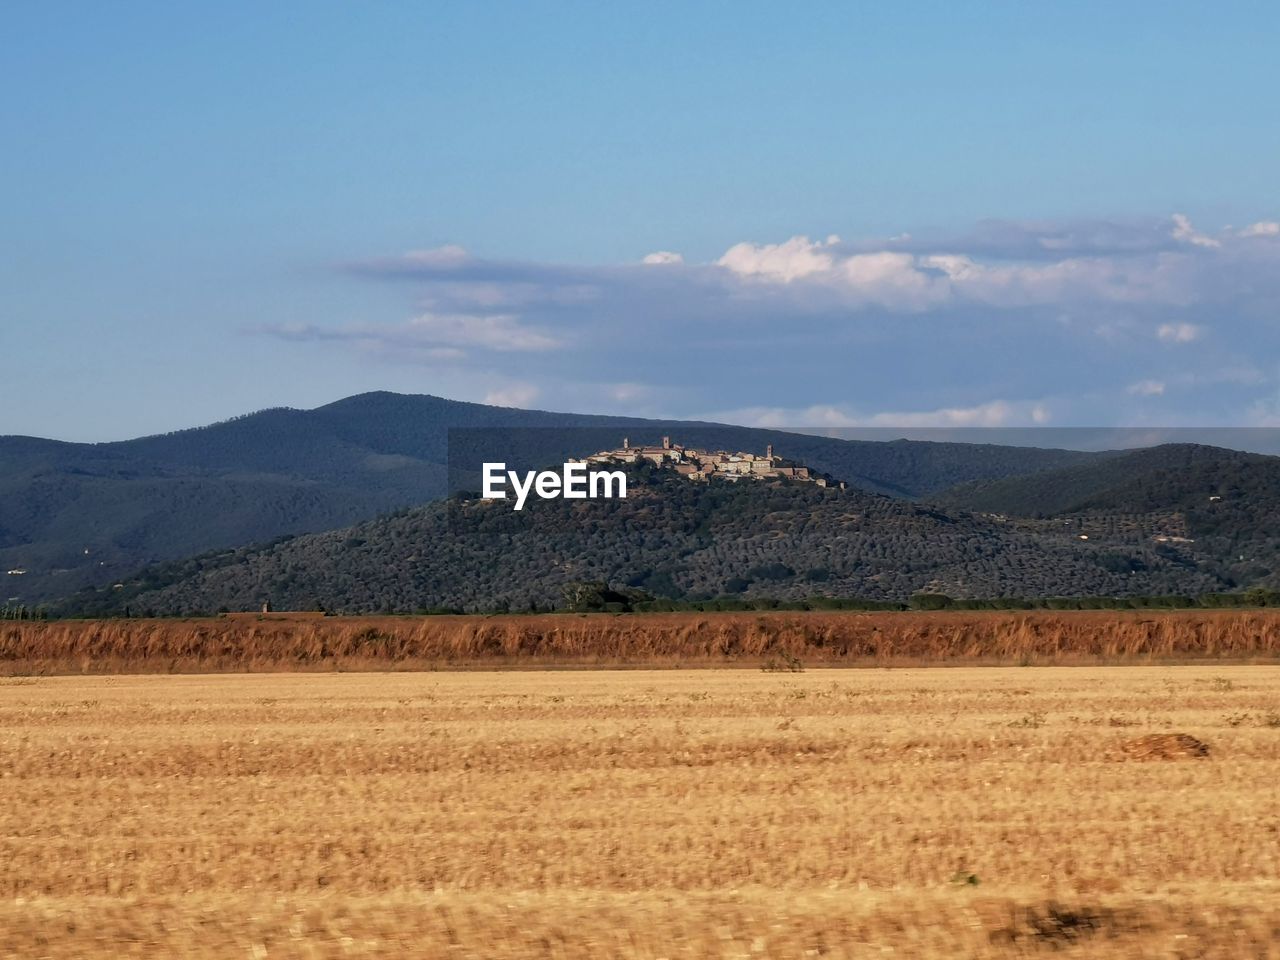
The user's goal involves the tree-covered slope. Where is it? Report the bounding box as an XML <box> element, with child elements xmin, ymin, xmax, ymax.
<box><xmin>935</xmin><ymin>444</ymin><xmax>1273</xmax><ymax>516</ymax></box>
<box><xmin>935</xmin><ymin>444</ymin><xmax>1280</xmax><ymax>590</ymax></box>
<box><xmin>68</xmin><ymin>469</ymin><xmax>1236</xmax><ymax>616</ymax></box>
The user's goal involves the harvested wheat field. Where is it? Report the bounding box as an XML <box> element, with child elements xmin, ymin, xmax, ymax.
<box><xmin>4</xmin><ymin>667</ymin><xmax>1280</xmax><ymax>958</ymax></box>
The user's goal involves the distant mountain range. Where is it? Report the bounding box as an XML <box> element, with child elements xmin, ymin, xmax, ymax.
<box><xmin>1</xmin><ymin>391</ymin><xmax>1101</xmax><ymax>603</ymax></box>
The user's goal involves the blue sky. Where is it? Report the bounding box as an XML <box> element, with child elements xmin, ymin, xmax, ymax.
<box><xmin>2</xmin><ymin>2</ymin><xmax>1278</xmax><ymax>440</ymax></box>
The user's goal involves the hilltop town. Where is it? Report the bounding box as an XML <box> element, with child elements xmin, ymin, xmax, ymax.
<box><xmin>581</xmin><ymin>437</ymin><xmax>846</xmax><ymax>488</ymax></box>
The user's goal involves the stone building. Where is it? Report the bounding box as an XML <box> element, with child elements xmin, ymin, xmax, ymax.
<box><xmin>583</xmin><ymin>438</ymin><xmax>844</xmax><ymax>488</ymax></box>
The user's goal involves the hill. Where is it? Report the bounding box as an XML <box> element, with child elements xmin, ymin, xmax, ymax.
<box><xmin>66</xmin><ymin>466</ymin><xmax>1237</xmax><ymax>616</ymax></box>
<box><xmin>1</xmin><ymin>392</ymin><xmax>1099</xmax><ymax>603</ymax></box>
<box><xmin>934</xmin><ymin>444</ymin><xmax>1272</xmax><ymax>515</ymax></box>
<box><xmin>935</xmin><ymin>443</ymin><xmax>1280</xmax><ymax>589</ymax></box>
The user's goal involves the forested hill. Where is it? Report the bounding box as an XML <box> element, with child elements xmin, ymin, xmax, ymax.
<box><xmin>2</xmin><ymin>392</ymin><xmax>1100</xmax><ymax>602</ymax></box>
<box><xmin>66</xmin><ymin>467</ymin><xmax>1240</xmax><ymax>617</ymax></box>
<box><xmin>935</xmin><ymin>443</ymin><xmax>1280</xmax><ymax>592</ymax></box>
<box><xmin>935</xmin><ymin>444</ymin><xmax>1278</xmax><ymax>517</ymax></box>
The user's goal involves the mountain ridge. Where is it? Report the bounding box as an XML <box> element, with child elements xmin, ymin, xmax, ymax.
<box><xmin>1</xmin><ymin>392</ymin><xmax>1105</xmax><ymax>603</ymax></box>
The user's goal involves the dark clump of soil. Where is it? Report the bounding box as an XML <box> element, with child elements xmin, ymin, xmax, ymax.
<box><xmin>1115</xmin><ymin>732</ymin><xmax>1210</xmax><ymax>761</ymax></box>
<box><xmin>978</xmin><ymin>900</ymin><xmax>1138</xmax><ymax>945</ymax></box>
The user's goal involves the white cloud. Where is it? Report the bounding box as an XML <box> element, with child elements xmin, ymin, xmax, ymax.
<box><xmin>867</xmin><ymin>400</ymin><xmax>1021</xmax><ymax>428</ymax></box>
<box><xmin>326</xmin><ymin>212</ymin><xmax>1280</xmax><ymax>426</ymax></box>
<box><xmin>839</xmin><ymin>251</ymin><xmax>949</xmax><ymax>309</ymax></box>
<box><xmin>642</xmin><ymin>251</ymin><xmax>684</xmax><ymax>265</ymax></box>
<box><xmin>609</xmin><ymin>382</ymin><xmax>650</xmax><ymax>403</ymax></box>
<box><xmin>422</xmin><ymin>347</ymin><xmax>466</xmax><ymax>360</ymax></box>
<box><xmin>705</xmin><ymin>399</ymin><xmax>1050</xmax><ymax>429</ymax></box>
<box><xmin>717</xmin><ymin>235</ymin><xmax>839</xmax><ymax>282</ymax></box>
<box><xmin>418</xmin><ymin>281</ymin><xmax>598</xmax><ymax>311</ymax></box>
<box><xmin>1127</xmin><ymin>379</ymin><xmax>1166</xmax><ymax>396</ymax></box>
<box><xmin>1244</xmin><ymin>396</ymin><xmax>1280</xmax><ymax>427</ymax></box>
<box><xmin>731</xmin><ymin>404</ymin><xmax>862</xmax><ymax>428</ymax></box>
<box><xmin>483</xmin><ymin>383</ymin><xmax>541</xmax><ymax>408</ymax></box>
<box><xmin>714</xmin><ymin>233</ymin><xmax>1195</xmax><ymax>310</ymax></box>
<box><xmin>403</xmin><ymin>312</ymin><xmax>559</xmax><ymax>352</ymax></box>
<box><xmin>259</xmin><ymin>311</ymin><xmax>559</xmax><ymax>357</ymax></box>
<box><xmin>1240</xmin><ymin>221</ymin><xmax>1280</xmax><ymax>238</ymax></box>
<box><xmin>1157</xmin><ymin>322</ymin><xmax>1202</xmax><ymax>344</ymax></box>
<box><xmin>403</xmin><ymin>244</ymin><xmax>471</xmax><ymax>266</ymax></box>
<box><xmin>1171</xmin><ymin>213</ymin><xmax>1221</xmax><ymax>248</ymax></box>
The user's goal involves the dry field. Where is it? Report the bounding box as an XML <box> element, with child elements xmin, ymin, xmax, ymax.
<box><xmin>6</xmin><ymin>609</ymin><xmax>1280</xmax><ymax>673</ymax></box>
<box><xmin>4</xmin><ymin>666</ymin><xmax>1280</xmax><ymax>958</ymax></box>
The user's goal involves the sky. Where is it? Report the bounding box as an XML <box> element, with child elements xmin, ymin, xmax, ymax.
<box><xmin>2</xmin><ymin>1</ymin><xmax>1278</xmax><ymax>441</ymax></box>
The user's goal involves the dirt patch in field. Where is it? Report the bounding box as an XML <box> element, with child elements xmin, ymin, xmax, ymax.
<box><xmin>975</xmin><ymin>899</ymin><xmax>1141</xmax><ymax>946</ymax></box>
<box><xmin>1114</xmin><ymin>732</ymin><xmax>1210</xmax><ymax>760</ymax></box>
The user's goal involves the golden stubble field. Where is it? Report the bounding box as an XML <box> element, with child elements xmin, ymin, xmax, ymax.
<box><xmin>3</xmin><ymin>666</ymin><xmax>1280</xmax><ymax>958</ymax></box>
